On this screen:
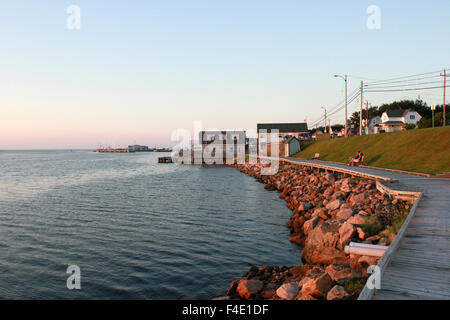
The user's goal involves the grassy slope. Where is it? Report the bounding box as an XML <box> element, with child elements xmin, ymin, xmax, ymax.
<box><xmin>294</xmin><ymin>127</ymin><xmax>450</xmax><ymax>174</ymax></box>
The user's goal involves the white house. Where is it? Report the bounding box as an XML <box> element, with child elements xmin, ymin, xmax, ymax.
<box><xmin>380</xmin><ymin>109</ymin><xmax>422</xmax><ymax>132</ymax></box>
<box><xmin>369</xmin><ymin>116</ymin><xmax>382</xmax><ymax>128</ymax></box>
<box><xmin>364</xmin><ymin>116</ymin><xmax>382</xmax><ymax>134</ymax></box>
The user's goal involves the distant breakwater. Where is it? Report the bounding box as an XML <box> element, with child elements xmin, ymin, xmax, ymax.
<box><xmin>223</xmin><ymin>162</ymin><xmax>410</xmax><ymax>300</ymax></box>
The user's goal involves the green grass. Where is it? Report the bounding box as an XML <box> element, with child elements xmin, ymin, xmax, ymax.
<box><xmin>362</xmin><ymin>217</ymin><xmax>383</xmax><ymax>236</ymax></box>
<box><xmin>388</xmin><ymin>212</ymin><xmax>408</xmax><ymax>234</ymax></box>
<box><xmin>344</xmin><ymin>277</ymin><xmax>366</xmax><ymax>295</ymax></box>
<box><xmin>294</xmin><ymin>127</ymin><xmax>450</xmax><ymax>175</ymax></box>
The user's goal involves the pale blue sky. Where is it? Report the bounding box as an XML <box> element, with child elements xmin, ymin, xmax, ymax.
<box><xmin>1</xmin><ymin>0</ymin><xmax>449</xmax><ymax>148</ymax></box>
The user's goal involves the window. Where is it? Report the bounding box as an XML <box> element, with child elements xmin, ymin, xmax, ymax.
<box><xmin>410</xmin><ymin>115</ymin><xmax>415</xmax><ymax>119</ymax></box>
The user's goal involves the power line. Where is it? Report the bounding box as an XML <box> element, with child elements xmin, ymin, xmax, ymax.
<box><xmin>365</xmin><ymin>85</ymin><xmax>450</xmax><ymax>93</ymax></box>
<box><xmin>364</xmin><ymin>75</ymin><xmax>442</xmax><ymax>87</ymax></box>
<box><xmin>309</xmin><ymin>90</ymin><xmax>360</xmax><ymax>127</ymax></box>
<box><xmin>364</xmin><ymin>80</ymin><xmax>443</xmax><ymax>90</ymax></box>
<box><xmin>364</xmin><ymin>69</ymin><xmax>447</xmax><ymax>85</ymax></box>
<box><xmin>316</xmin><ymin>87</ymin><xmax>360</xmax><ymax>118</ymax></box>
<box><xmin>310</xmin><ymin>68</ymin><xmax>449</xmax><ymax>129</ymax></box>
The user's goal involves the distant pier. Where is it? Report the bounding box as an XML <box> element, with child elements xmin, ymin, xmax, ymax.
<box><xmin>158</xmin><ymin>156</ymin><xmax>173</xmax><ymax>163</ymax></box>
<box><xmin>94</xmin><ymin>145</ymin><xmax>172</xmax><ymax>153</ymax></box>
<box><xmin>94</xmin><ymin>148</ymin><xmax>129</xmax><ymax>153</ymax></box>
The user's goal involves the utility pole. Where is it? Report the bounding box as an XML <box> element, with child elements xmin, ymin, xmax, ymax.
<box><xmin>366</xmin><ymin>101</ymin><xmax>369</xmax><ymax>133</ymax></box>
<box><xmin>320</xmin><ymin>107</ymin><xmax>327</xmax><ymax>134</ymax></box>
<box><xmin>360</xmin><ymin>81</ymin><xmax>363</xmax><ymax>136</ymax></box>
<box><xmin>441</xmin><ymin>69</ymin><xmax>447</xmax><ymax>126</ymax></box>
<box><xmin>345</xmin><ymin>76</ymin><xmax>348</xmax><ymax>136</ymax></box>
<box><xmin>431</xmin><ymin>104</ymin><xmax>436</xmax><ymax>128</ymax></box>
<box><xmin>321</xmin><ymin>107</ymin><xmax>327</xmax><ymax>131</ymax></box>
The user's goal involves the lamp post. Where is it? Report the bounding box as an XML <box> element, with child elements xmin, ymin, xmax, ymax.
<box><xmin>431</xmin><ymin>104</ymin><xmax>436</xmax><ymax>128</ymax></box>
<box><xmin>334</xmin><ymin>74</ymin><xmax>348</xmax><ymax>137</ymax></box>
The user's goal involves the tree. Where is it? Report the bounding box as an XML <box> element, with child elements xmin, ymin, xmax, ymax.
<box><xmin>333</xmin><ymin>100</ymin><xmax>448</xmax><ymax>132</ymax></box>
<box><xmin>310</xmin><ymin>126</ymin><xmax>326</xmax><ymax>134</ymax></box>
<box><xmin>368</xmin><ymin>106</ymin><xmax>382</xmax><ymax>118</ymax></box>
<box><xmin>349</xmin><ymin>111</ymin><xmax>361</xmax><ymax>128</ymax></box>
<box><xmin>350</xmin><ymin>106</ymin><xmax>382</xmax><ymax>129</ymax></box>
<box><xmin>417</xmin><ymin>116</ymin><xmax>431</xmax><ymax>128</ymax></box>
<box><xmin>331</xmin><ymin>124</ymin><xmax>344</xmax><ymax>132</ymax></box>
<box><xmin>378</xmin><ymin>99</ymin><xmax>429</xmax><ymax>117</ymax></box>
<box><xmin>417</xmin><ymin>111</ymin><xmax>449</xmax><ymax>128</ymax></box>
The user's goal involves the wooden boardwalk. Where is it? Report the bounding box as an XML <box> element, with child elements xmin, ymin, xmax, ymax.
<box><xmin>283</xmin><ymin>158</ymin><xmax>450</xmax><ymax>300</ymax></box>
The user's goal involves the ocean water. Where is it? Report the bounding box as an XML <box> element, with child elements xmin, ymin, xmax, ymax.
<box><xmin>0</xmin><ymin>150</ymin><xmax>301</xmax><ymax>299</ymax></box>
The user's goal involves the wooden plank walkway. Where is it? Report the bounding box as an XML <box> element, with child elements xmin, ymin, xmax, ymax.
<box><xmin>283</xmin><ymin>158</ymin><xmax>450</xmax><ymax>300</ymax></box>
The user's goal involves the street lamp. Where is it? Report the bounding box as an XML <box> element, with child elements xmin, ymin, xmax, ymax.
<box><xmin>431</xmin><ymin>104</ymin><xmax>436</xmax><ymax>128</ymax></box>
<box><xmin>334</xmin><ymin>74</ymin><xmax>348</xmax><ymax>137</ymax></box>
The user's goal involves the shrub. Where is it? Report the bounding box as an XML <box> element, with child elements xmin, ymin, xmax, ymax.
<box><xmin>344</xmin><ymin>277</ymin><xmax>366</xmax><ymax>295</ymax></box>
<box><xmin>388</xmin><ymin>212</ymin><xmax>408</xmax><ymax>234</ymax></box>
<box><xmin>362</xmin><ymin>217</ymin><xmax>383</xmax><ymax>236</ymax></box>
<box><xmin>417</xmin><ymin>117</ymin><xmax>432</xmax><ymax>129</ymax></box>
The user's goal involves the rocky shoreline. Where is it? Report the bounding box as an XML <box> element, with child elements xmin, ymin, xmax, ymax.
<box><xmin>224</xmin><ymin>162</ymin><xmax>411</xmax><ymax>300</ymax></box>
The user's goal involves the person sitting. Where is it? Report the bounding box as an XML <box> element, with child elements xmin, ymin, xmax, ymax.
<box><xmin>348</xmin><ymin>151</ymin><xmax>363</xmax><ymax>166</ymax></box>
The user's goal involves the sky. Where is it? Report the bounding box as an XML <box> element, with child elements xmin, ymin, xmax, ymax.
<box><xmin>0</xmin><ymin>0</ymin><xmax>449</xmax><ymax>149</ymax></box>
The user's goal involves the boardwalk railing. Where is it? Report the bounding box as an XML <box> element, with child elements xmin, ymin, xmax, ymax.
<box><xmin>258</xmin><ymin>156</ymin><xmax>425</xmax><ymax>300</ymax></box>
<box><xmin>358</xmin><ymin>189</ymin><xmax>422</xmax><ymax>300</ymax></box>
<box><xmin>278</xmin><ymin>158</ymin><xmax>397</xmax><ymax>182</ymax></box>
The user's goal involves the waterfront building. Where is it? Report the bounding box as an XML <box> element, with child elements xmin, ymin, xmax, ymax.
<box><xmin>282</xmin><ymin>136</ymin><xmax>301</xmax><ymax>157</ymax></box>
<box><xmin>128</xmin><ymin>145</ymin><xmax>150</xmax><ymax>152</ymax></box>
<box><xmin>257</xmin><ymin>123</ymin><xmax>308</xmax><ymax>152</ymax></box>
<box><xmin>195</xmin><ymin>131</ymin><xmax>247</xmax><ymax>164</ymax></box>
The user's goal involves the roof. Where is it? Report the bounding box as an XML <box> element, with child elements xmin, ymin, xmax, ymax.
<box><xmin>381</xmin><ymin>121</ymin><xmax>404</xmax><ymax>125</ymax></box>
<box><xmin>284</xmin><ymin>136</ymin><xmax>301</xmax><ymax>144</ymax></box>
<box><xmin>199</xmin><ymin>130</ymin><xmax>246</xmax><ymax>143</ymax></box>
<box><xmin>385</xmin><ymin>109</ymin><xmax>411</xmax><ymax>118</ymax></box>
<box><xmin>257</xmin><ymin>123</ymin><xmax>308</xmax><ymax>133</ymax></box>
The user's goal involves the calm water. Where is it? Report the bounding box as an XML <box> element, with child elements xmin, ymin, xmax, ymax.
<box><xmin>0</xmin><ymin>150</ymin><xmax>300</xmax><ymax>299</ymax></box>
